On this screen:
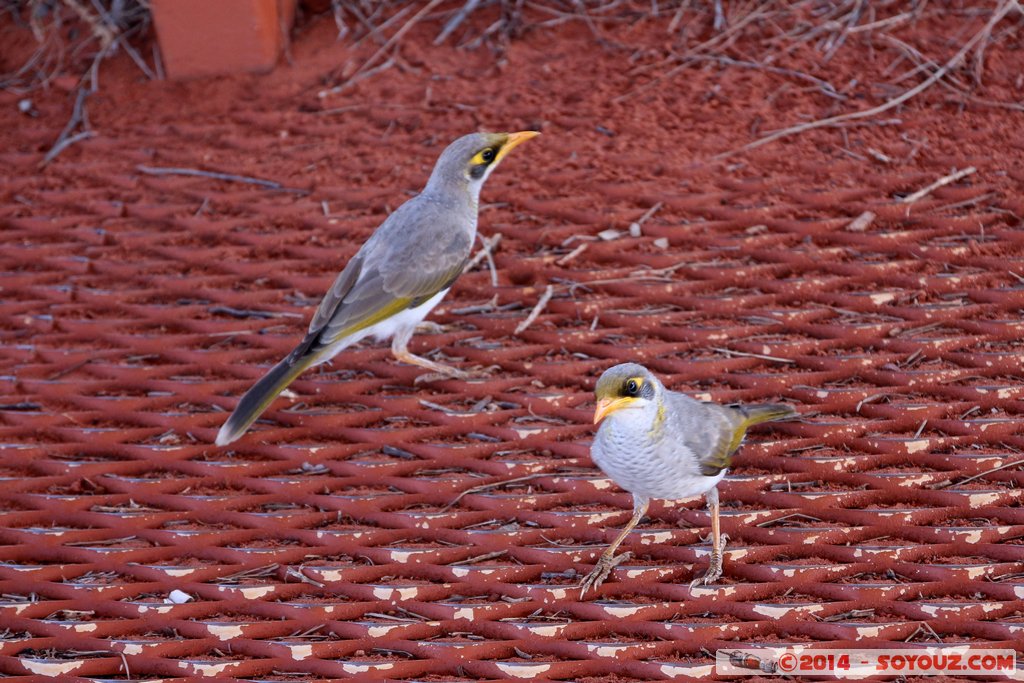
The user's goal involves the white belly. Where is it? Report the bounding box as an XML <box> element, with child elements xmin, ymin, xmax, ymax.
<box><xmin>593</xmin><ymin>419</ymin><xmax>726</xmax><ymax>501</ymax></box>
<box><xmin>319</xmin><ymin>288</ymin><xmax>449</xmax><ymax>362</ymax></box>
<box><xmin>366</xmin><ymin>288</ymin><xmax>449</xmax><ymax>341</ymax></box>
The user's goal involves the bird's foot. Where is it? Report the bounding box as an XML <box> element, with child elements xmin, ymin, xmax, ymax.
<box><xmin>413</xmin><ymin>365</ymin><xmax>471</xmax><ymax>384</ymax></box>
<box><xmin>579</xmin><ymin>551</ymin><xmax>632</xmax><ymax>598</ymax></box>
<box><xmin>414</xmin><ymin>321</ymin><xmax>450</xmax><ymax>335</ymax></box>
<box><xmin>689</xmin><ymin>533</ymin><xmax>728</xmax><ymax>589</ymax></box>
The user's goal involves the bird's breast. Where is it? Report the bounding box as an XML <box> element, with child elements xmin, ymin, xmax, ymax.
<box><xmin>593</xmin><ymin>416</ymin><xmax>722</xmax><ymax>501</ymax></box>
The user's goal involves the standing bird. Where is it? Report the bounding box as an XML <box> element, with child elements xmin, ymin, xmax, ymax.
<box><xmin>216</xmin><ymin>131</ymin><xmax>539</xmax><ymax>446</ymax></box>
<box><xmin>580</xmin><ymin>363</ymin><xmax>797</xmax><ymax>595</ymax></box>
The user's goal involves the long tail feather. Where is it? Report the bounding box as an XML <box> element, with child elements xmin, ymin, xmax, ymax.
<box><xmin>737</xmin><ymin>403</ymin><xmax>798</xmax><ymax>428</ymax></box>
<box><xmin>216</xmin><ymin>355</ymin><xmax>315</xmax><ymax>446</ymax></box>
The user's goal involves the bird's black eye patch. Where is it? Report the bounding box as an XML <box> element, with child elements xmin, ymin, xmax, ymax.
<box><xmin>624</xmin><ymin>378</ymin><xmax>641</xmax><ymax>396</ymax></box>
<box><xmin>469</xmin><ymin>164</ymin><xmax>486</xmax><ymax>180</ymax></box>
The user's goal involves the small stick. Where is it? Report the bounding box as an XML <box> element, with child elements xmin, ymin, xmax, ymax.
<box><xmin>846</xmin><ymin>211</ymin><xmax>876</xmax><ymax>232</ymax></box>
<box><xmin>451</xmin><ymin>295</ymin><xmax>499</xmax><ymax>315</ymax></box>
<box><xmin>931</xmin><ymin>457</ymin><xmax>1024</xmax><ymax>490</ymax></box>
<box><xmin>467</xmin><ymin>232</ymin><xmax>501</xmax><ymax>287</ymax></box>
<box><xmin>716</xmin><ymin>0</ymin><xmax>1020</xmax><ymax>159</ymax></box>
<box><xmin>136</xmin><ymin>165</ymin><xmax>299</xmax><ymax>192</ymax></box>
<box><xmin>629</xmin><ymin>201</ymin><xmax>663</xmax><ymax>235</ymax></box>
<box><xmin>449</xmin><ymin>550</ymin><xmax>507</xmax><ymax>566</ymax></box>
<box><xmin>418</xmin><ymin>399</ymin><xmax>464</xmax><ymax>416</ymax></box>
<box><xmin>913</xmin><ymin>420</ymin><xmax>928</xmax><ymax>438</ymax></box>
<box><xmin>686</xmin><ymin>55</ymin><xmax>842</xmax><ymax>99</ymax></box>
<box><xmin>443</xmin><ymin>473</ymin><xmax>554</xmax><ymax>511</ymax></box>
<box><xmin>847</xmin><ymin>12</ymin><xmax>914</xmax><ymax>33</ymax></box>
<box><xmin>556</xmin><ymin>243</ymin><xmax>588</xmax><ymax>265</ymax></box>
<box><xmin>710</xmin><ymin>346</ymin><xmax>795</xmax><ymax>364</ymax></box>
<box><xmin>285</xmin><ymin>566</ymin><xmax>325</xmax><ymax>588</ymax></box>
<box><xmin>515</xmin><ymin>285</ymin><xmax>554</xmax><ymax>334</ymax></box>
<box><xmin>434</xmin><ymin>0</ymin><xmax>481</xmax><ymax>45</ymax></box>
<box><xmin>901</xmin><ymin>167</ymin><xmax>977</xmax><ymax>205</ymax></box>
<box><xmin>39</xmin><ymin>87</ymin><xmax>92</xmax><ymax>168</ymax></box>
<box><xmin>328</xmin><ymin>55</ymin><xmax>397</xmax><ymax>94</ymax></box>
<box><xmin>322</xmin><ymin>0</ymin><xmax>444</xmax><ymax>97</ymax></box>
<box><xmin>39</xmin><ymin>130</ymin><xmax>95</xmax><ymax>168</ymax></box>
<box><xmin>855</xmin><ymin>393</ymin><xmax>888</xmax><ymax>414</ymax></box>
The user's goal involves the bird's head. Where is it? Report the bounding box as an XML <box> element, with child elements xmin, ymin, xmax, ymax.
<box><xmin>427</xmin><ymin>131</ymin><xmax>540</xmax><ymax>196</ymax></box>
<box><xmin>593</xmin><ymin>362</ymin><xmax>661</xmax><ymax>424</ymax></box>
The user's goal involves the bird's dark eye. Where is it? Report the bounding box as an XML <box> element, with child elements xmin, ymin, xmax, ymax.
<box><xmin>481</xmin><ymin>147</ymin><xmax>496</xmax><ymax>163</ymax></box>
<box><xmin>625</xmin><ymin>379</ymin><xmax>640</xmax><ymax>396</ymax></box>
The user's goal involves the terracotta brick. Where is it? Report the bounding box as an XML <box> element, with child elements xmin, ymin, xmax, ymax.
<box><xmin>151</xmin><ymin>0</ymin><xmax>296</xmax><ymax>78</ymax></box>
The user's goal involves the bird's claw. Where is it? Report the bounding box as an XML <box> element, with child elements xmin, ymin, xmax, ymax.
<box><xmin>414</xmin><ymin>321</ymin><xmax>449</xmax><ymax>335</ymax></box>
<box><xmin>689</xmin><ymin>533</ymin><xmax>728</xmax><ymax>589</ymax></box>
<box><xmin>579</xmin><ymin>551</ymin><xmax>631</xmax><ymax>598</ymax></box>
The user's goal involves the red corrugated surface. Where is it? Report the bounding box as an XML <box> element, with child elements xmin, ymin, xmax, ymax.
<box><xmin>2</xmin><ymin>3</ymin><xmax>1023</xmax><ymax>681</ymax></box>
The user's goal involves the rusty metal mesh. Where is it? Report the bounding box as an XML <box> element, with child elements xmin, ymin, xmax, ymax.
<box><xmin>3</xmin><ymin>24</ymin><xmax>1024</xmax><ymax>683</ymax></box>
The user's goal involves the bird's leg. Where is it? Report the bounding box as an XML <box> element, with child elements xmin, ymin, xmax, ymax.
<box><xmin>580</xmin><ymin>496</ymin><xmax>649</xmax><ymax>597</ymax></box>
<box><xmin>690</xmin><ymin>487</ymin><xmax>727</xmax><ymax>588</ymax></box>
<box><xmin>391</xmin><ymin>328</ymin><xmax>469</xmax><ymax>382</ymax></box>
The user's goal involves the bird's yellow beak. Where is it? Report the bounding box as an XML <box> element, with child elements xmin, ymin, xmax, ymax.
<box><xmin>594</xmin><ymin>397</ymin><xmax>634</xmax><ymax>423</ymax></box>
<box><xmin>495</xmin><ymin>130</ymin><xmax>540</xmax><ymax>164</ymax></box>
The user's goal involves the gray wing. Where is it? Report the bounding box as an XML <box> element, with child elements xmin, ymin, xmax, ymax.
<box><xmin>663</xmin><ymin>390</ymin><xmax>743</xmax><ymax>476</ymax></box>
<box><xmin>302</xmin><ymin>197</ymin><xmax>473</xmax><ymax>354</ymax></box>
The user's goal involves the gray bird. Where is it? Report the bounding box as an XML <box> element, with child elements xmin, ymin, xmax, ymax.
<box><xmin>216</xmin><ymin>131</ymin><xmax>539</xmax><ymax>446</ymax></box>
<box><xmin>580</xmin><ymin>362</ymin><xmax>797</xmax><ymax>595</ymax></box>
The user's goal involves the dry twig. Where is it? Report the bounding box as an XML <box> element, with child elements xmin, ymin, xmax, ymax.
<box><xmin>514</xmin><ymin>284</ymin><xmax>555</xmax><ymax>334</ymax></box>
<box><xmin>136</xmin><ymin>165</ymin><xmax>304</xmax><ymax>193</ymax></box>
<box><xmin>443</xmin><ymin>473</ymin><xmax>554</xmax><ymax>511</ymax></box>
<box><xmin>465</xmin><ymin>233</ymin><xmax>502</xmax><ymax>286</ymax></box>
<box><xmin>930</xmin><ymin>457</ymin><xmax>1024</xmax><ymax>490</ymax></box>
<box><xmin>901</xmin><ymin>167</ymin><xmax>977</xmax><ymax>205</ymax></box>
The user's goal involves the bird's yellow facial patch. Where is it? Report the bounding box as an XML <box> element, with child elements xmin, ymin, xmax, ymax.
<box><xmin>592</xmin><ymin>365</ymin><xmax>653</xmax><ymax>422</ymax></box>
<box><xmin>467</xmin><ymin>131</ymin><xmax>538</xmax><ymax>181</ymax></box>
<box><xmin>594</xmin><ymin>376</ymin><xmax>644</xmax><ymax>401</ymax></box>
<box><xmin>470</xmin><ymin>147</ymin><xmax>499</xmax><ymax>166</ymax></box>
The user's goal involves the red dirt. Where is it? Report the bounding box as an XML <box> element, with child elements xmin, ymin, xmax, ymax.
<box><xmin>2</xmin><ymin>2</ymin><xmax>1024</xmax><ymax>680</ymax></box>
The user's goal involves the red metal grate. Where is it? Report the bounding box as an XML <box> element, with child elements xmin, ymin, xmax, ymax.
<box><xmin>2</xmin><ymin>6</ymin><xmax>1024</xmax><ymax>682</ymax></box>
